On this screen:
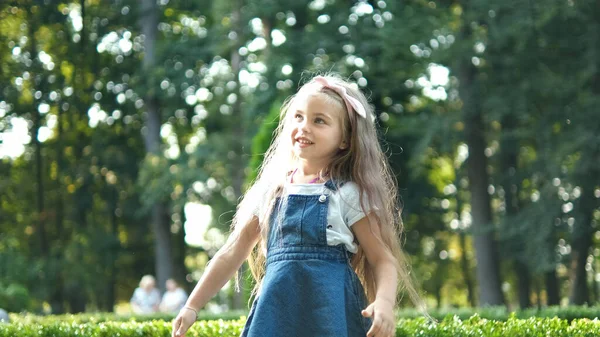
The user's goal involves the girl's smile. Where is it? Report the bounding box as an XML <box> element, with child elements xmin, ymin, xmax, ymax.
<box><xmin>294</xmin><ymin>136</ymin><xmax>314</xmax><ymax>147</ymax></box>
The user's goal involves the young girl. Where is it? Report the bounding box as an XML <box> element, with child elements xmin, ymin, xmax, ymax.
<box><xmin>172</xmin><ymin>74</ymin><xmax>424</xmax><ymax>337</ymax></box>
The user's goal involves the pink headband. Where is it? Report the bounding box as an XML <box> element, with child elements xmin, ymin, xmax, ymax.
<box><xmin>313</xmin><ymin>76</ymin><xmax>367</xmax><ymax>118</ymax></box>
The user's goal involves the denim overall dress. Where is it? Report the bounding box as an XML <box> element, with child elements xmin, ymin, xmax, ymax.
<box><xmin>241</xmin><ymin>180</ymin><xmax>372</xmax><ymax>337</ymax></box>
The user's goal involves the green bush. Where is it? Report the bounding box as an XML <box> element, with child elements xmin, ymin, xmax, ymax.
<box><xmin>17</xmin><ymin>306</ymin><xmax>593</xmax><ymax>324</ymax></box>
<box><xmin>0</xmin><ymin>319</ymin><xmax>244</xmax><ymax>337</ymax></box>
<box><xmin>396</xmin><ymin>315</ymin><xmax>600</xmax><ymax>337</ymax></box>
<box><xmin>8</xmin><ymin>310</ymin><xmax>247</xmax><ymax>325</ymax></box>
<box><xmin>3</xmin><ymin>307</ymin><xmax>600</xmax><ymax>337</ymax></box>
<box><xmin>1</xmin><ymin>316</ymin><xmax>600</xmax><ymax>337</ymax></box>
<box><xmin>396</xmin><ymin>305</ymin><xmax>600</xmax><ymax>322</ymax></box>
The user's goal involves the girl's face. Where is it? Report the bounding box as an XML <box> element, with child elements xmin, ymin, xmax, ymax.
<box><xmin>289</xmin><ymin>93</ymin><xmax>348</xmax><ymax>167</ymax></box>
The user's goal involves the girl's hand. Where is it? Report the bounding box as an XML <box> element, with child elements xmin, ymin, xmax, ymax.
<box><xmin>172</xmin><ymin>307</ymin><xmax>197</xmax><ymax>337</ymax></box>
<box><xmin>361</xmin><ymin>298</ymin><xmax>395</xmax><ymax>337</ymax></box>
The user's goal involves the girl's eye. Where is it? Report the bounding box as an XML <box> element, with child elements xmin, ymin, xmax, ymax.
<box><xmin>294</xmin><ymin>114</ymin><xmax>303</xmax><ymax>120</ymax></box>
<box><xmin>314</xmin><ymin>118</ymin><xmax>325</xmax><ymax>124</ymax></box>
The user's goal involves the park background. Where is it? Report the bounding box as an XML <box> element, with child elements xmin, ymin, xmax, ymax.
<box><xmin>0</xmin><ymin>0</ymin><xmax>599</xmax><ymax>320</ymax></box>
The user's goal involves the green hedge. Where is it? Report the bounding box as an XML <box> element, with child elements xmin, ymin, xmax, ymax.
<box><xmin>8</xmin><ymin>305</ymin><xmax>600</xmax><ymax>325</ymax></box>
<box><xmin>396</xmin><ymin>315</ymin><xmax>600</xmax><ymax>337</ymax></box>
<box><xmin>1</xmin><ymin>316</ymin><xmax>600</xmax><ymax>337</ymax></box>
<box><xmin>0</xmin><ymin>319</ymin><xmax>244</xmax><ymax>337</ymax></box>
<box><xmin>3</xmin><ymin>306</ymin><xmax>600</xmax><ymax>337</ymax></box>
<box><xmin>7</xmin><ymin>310</ymin><xmax>248</xmax><ymax>325</ymax></box>
<box><xmin>395</xmin><ymin>306</ymin><xmax>600</xmax><ymax>322</ymax></box>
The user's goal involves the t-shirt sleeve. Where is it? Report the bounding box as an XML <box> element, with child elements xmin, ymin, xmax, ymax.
<box><xmin>243</xmin><ymin>184</ymin><xmax>265</xmax><ymax>220</ymax></box>
<box><xmin>340</xmin><ymin>182</ymin><xmax>370</xmax><ymax>227</ymax></box>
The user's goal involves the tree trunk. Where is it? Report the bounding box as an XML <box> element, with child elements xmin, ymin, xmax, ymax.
<box><xmin>545</xmin><ymin>268</ymin><xmax>560</xmax><ymax>306</ymax></box>
<box><xmin>152</xmin><ymin>203</ymin><xmax>174</xmax><ymax>293</ymax></box>
<box><xmin>455</xmin><ymin>185</ymin><xmax>476</xmax><ymax>307</ymax></box>
<box><xmin>592</xmin><ymin>259</ymin><xmax>600</xmax><ymax>305</ymax></box>
<box><xmin>591</xmin><ymin>263</ymin><xmax>598</xmax><ymax>304</ymax></box>
<box><xmin>173</xmin><ymin>137</ymin><xmax>189</xmax><ymax>289</ymax></box>
<box><xmin>568</xmin><ymin>187</ymin><xmax>595</xmax><ymax>305</ymax></box>
<box><xmin>457</xmin><ymin>26</ymin><xmax>504</xmax><ymax>306</ymax></box>
<box><xmin>140</xmin><ymin>0</ymin><xmax>173</xmax><ymax>291</ymax></box>
<box><xmin>28</xmin><ymin>2</ymin><xmax>61</xmax><ymax>312</ymax></box>
<box><xmin>172</xmin><ymin>204</ymin><xmax>188</xmax><ymax>287</ymax></box>
<box><xmin>434</xmin><ymin>283</ymin><xmax>442</xmax><ymax>308</ymax></box>
<box><xmin>568</xmin><ymin>239</ymin><xmax>590</xmax><ymax>305</ymax></box>
<box><xmin>54</xmin><ymin>87</ymin><xmax>70</xmax><ymax>313</ymax></box>
<box><xmin>33</xmin><ymin>86</ymin><xmax>48</xmax><ymax>255</ymax></box>
<box><xmin>28</xmin><ymin>2</ymin><xmax>48</xmax><ymax>261</ymax></box>
<box><xmin>66</xmin><ymin>285</ymin><xmax>87</xmax><ymax>313</ymax></box>
<box><xmin>535</xmin><ymin>280</ymin><xmax>542</xmax><ymax>309</ymax></box>
<box><xmin>463</xmin><ymin>96</ymin><xmax>504</xmax><ymax>307</ymax></box>
<box><xmin>459</xmin><ymin>231</ymin><xmax>476</xmax><ymax>307</ymax></box>
<box><xmin>500</xmin><ymin>114</ymin><xmax>531</xmax><ymax>308</ymax></box>
<box><xmin>514</xmin><ymin>261</ymin><xmax>531</xmax><ymax>308</ymax></box>
<box><xmin>105</xmin><ymin>187</ymin><xmax>120</xmax><ymax>312</ymax></box>
<box><xmin>56</xmin><ymin>109</ymin><xmax>64</xmax><ymax>238</ymax></box>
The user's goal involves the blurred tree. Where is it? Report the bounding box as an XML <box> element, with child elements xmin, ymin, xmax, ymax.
<box><xmin>139</xmin><ymin>0</ymin><xmax>173</xmax><ymax>294</ymax></box>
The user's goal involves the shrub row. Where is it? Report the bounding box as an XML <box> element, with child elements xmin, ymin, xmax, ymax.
<box><xmin>0</xmin><ymin>319</ymin><xmax>243</xmax><ymax>337</ymax></box>
<box><xmin>1</xmin><ymin>316</ymin><xmax>600</xmax><ymax>337</ymax></box>
<box><xmin>8</xmin><ymin>310</ymin><xmax>248</xmax><ymax>324</ymax></box>
<box><xmin>9</xmin><ymin>305</ymin><xmax>600</xmax><ymax>325</ymax></box>
<box><xmin>396</xmin><ymin>316</ymin><xmax>600</xmax><ymax>337</ymax></box>
<box><xmin>395</xmin><ymin>305</ymin><xmax>600</xmax><ymax>322</ymax></box>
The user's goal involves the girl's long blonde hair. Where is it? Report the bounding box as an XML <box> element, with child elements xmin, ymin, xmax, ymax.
<box><xmin>231</xmin><ymin>73</ymin><xmax>425</xmax><ymax>310</ymax></box>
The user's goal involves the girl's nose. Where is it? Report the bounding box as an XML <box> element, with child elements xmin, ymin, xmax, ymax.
<box><xmin>300</xmin><ymin>121</ymin><xmax>310</xmax><ymax>133</ymax></box>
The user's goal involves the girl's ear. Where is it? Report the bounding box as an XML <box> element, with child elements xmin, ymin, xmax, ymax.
<box><xmin>339</xmin><ymin>140</ymin><xmax>348</xmax><ymax>150</ymax></box>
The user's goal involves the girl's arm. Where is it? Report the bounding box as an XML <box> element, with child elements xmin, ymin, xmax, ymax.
<box><xmin>172</xmin><ymin>216</ymin><xmax>261</xmax><ymax>337</ymax></box>
<box><xmin>352</xmin><ymin>214</ymin><xmax>398</xmax><ymax>337</ymax></box>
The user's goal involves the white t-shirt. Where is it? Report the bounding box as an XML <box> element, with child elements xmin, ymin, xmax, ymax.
<box><xmin>160</xmin><ymin>288</ymin><xmax>188</xmax><ymax>313</ymax></box>
<box><xmin>130</xmin><ymin>287</ymin><xmax>161</xmax><ymax>314</ymax></box>
<box><xmin>256</xmin><ymin>181</ymin><xmax>368</xmax><ymax>253</ymax></box>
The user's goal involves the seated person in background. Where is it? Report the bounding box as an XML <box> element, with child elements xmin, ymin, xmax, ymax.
<box><xmin>160</xmin><ymin>278</ymin><xmax>188</xmax><ymax>314</ymax></box>
<box><xmin>130</xmin><ymin>274</ymin><xmax>161</xmax><ymax>314</ymax></box>
<box><xmin>0</xmin><ymin>308</ymin><xmax>9</xmax><ymax>323</ymax></box>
